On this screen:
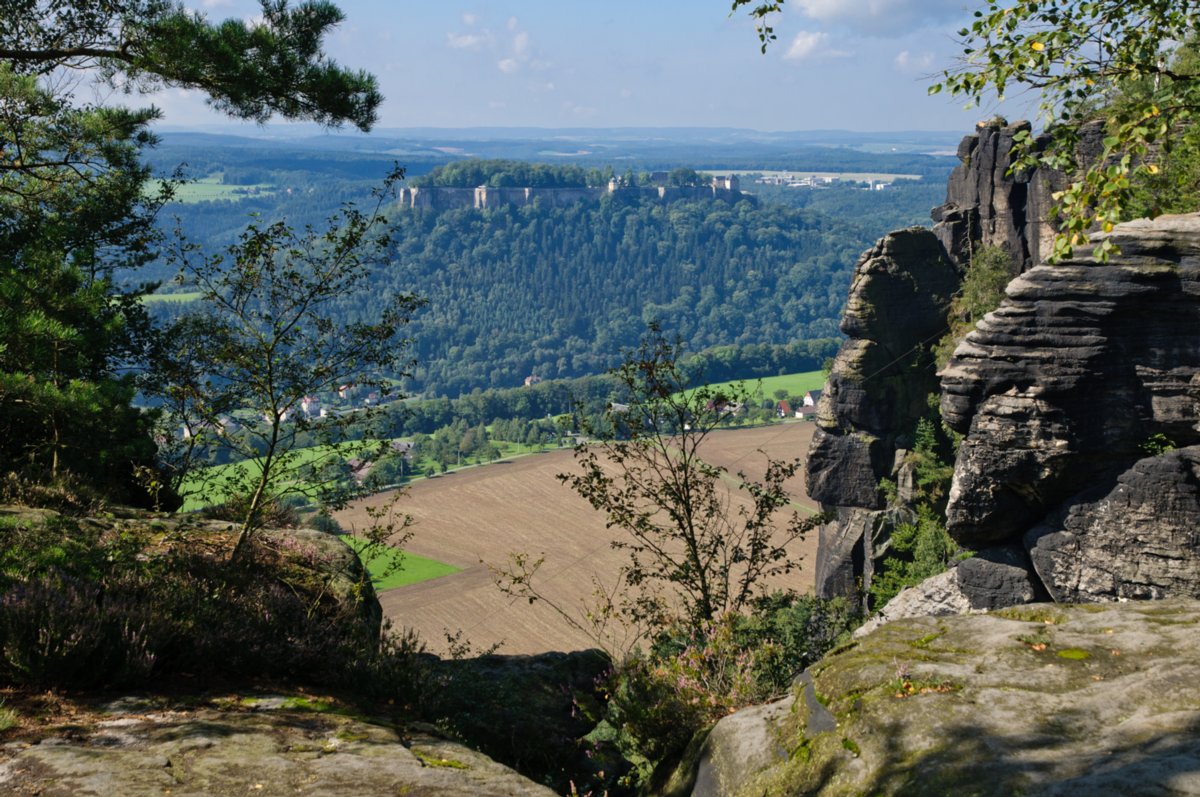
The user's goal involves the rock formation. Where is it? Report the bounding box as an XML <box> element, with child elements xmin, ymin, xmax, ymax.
<box><xmin>806</xmin><ymin>117</ymin><xmax>1180</xmax><ymax>609</ymax></box>
<box><xmin>941</xmin><ymin>214</ymin><xmax>1200</xmax><ymax>601</ymax></box>
<box><xmin>671</xmin><ymin>599</ymin><xmax>1200</xmax><ymax>797</ymax></box>
<box><xmin>805</xmin><ymin>228</ymin><xmax>960</xmax><ymax>597</ymax></box>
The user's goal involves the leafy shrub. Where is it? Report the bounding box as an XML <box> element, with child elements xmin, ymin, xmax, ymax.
<box><xmin>935</xmin><ymin>244</ymin><xmax>1016</xmax><ymax>368</ymax></box>
<box><xmin>870</xmin><ymin>414</ymin><xmax>962</xmax><ymax>608</ymax></box>
<box><xmin>589</xmin><ymin>594</ymin><xmax>862</xmax><ymax>791</ymax></box>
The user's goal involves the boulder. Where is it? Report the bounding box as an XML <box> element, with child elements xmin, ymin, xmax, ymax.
<box><xmin>1027</xmin><ymin>446</ymin><xmax>1200</xmax><ymax>602</ymax></box>
<box><xmin>852</xmin><ymin>569</ymin><xmax>970</xmax><ymax>638</ymax></box>
<box><xmin>0</xmin><ymin>698</ymin><xmax>558</xmax><ymax>797</ymax></box>
<box><xmin>957</xmin><ymin>545</ymin><xmax>1045</xmax><ymax>610</ymax></box>
<box><xmin>678</xmin><ymin>600</ymin><xmax>1200</xmax><ymax>797</ymax></box>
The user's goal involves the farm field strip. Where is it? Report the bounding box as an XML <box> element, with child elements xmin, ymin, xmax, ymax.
<box><xmin>335</xmin><ymin>422</ymin><xmax>820</xmax><ymax>655</ymax></box>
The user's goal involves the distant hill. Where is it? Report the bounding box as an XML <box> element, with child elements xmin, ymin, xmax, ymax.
<box><xmin>141</xmin><ymin>152</ymin><xmax>947</xmax><ymax>397</ymax></box>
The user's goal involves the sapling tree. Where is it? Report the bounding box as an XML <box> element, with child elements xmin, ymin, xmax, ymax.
<box><xmin>148</xmin><ymin>168</ymin><xmax>424</xmax><ymax>561</ymax></box>
<box><xmin>556</xmin><ymin>325</ymin><xmax>819</xmax><ymax>630</ymax></box>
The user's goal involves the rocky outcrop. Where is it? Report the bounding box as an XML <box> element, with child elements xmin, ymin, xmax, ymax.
<box><xmin>931</xmin><ymin>118</ymin><xmax>1101</xmax><ymax>272</ymax></box>
<box><xmin>1027</xmin><ymin>445</ymin><xmax>1200</xmax><ymax>602</ymax></box>
<box><xmin>396</xmin><ymin>181</ymin><xmax>749</xmax><ymax>211</ymax></box>
<box><xmin>806</xmin><ymin>228</ymin><xmax>960</xmax><ymax>597</ymax></box>
<box><xmin>940</xmin><ymin>214</ymin><xmax>1200</xmax><ymax>601</ymax></box>
<box><xmin>0</xmin><ymin>696</ymin><xmax>557</xmax><ymax>796</ymax></box>
<box><xmin>851</xmin><ymin>568</ymin><xmax>970</xmax><ymax>637</ymax></box>
<box><xmin>674</xmin><ymin>599</ymin><xmax>1200</xmax><ymax>797</ymax></box>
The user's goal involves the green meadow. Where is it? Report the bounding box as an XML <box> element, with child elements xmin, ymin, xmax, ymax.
<box><xmin>151</xmin><ymin>173</ymin><xmax>276</xmax><ymax>204</ymax></box>
<box><xmin>688</xmin><ymin>369</ymin><xmax>827</xmax><ymax>402</ymax></box>
<box><xmin>343</xmin><ymin>535</ymin><xmax>459</xmax><ymax>590</ymax></box>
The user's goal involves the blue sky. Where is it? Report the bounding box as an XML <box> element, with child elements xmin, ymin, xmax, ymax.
<box><xmin>161</xmin><ymin>0</ymin><xmax>1006</xmax><ymax>133</ymax></box>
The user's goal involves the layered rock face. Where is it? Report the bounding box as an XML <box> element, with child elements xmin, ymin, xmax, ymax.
<box><xmin>808</xmin><ymin>117</ymin><xmax>1198</xmax><ymax>608</ymax></box>
<box><xmin>942</xmin><ymin>214</ymin><xmax>1200</xmax><ymax>600</ymax></box>
<box><xmin>806</xmin><ymin>119</ymin><xmax>1049</xmax><ymax>599</ymax></box>
<box><xmin>806</xmin><ymin>229</ymin><xmax>960</xmax><ymax>596</ymax></box>
<box><xmin>931</xmin><ymin>117</ymin><xmax>1100</xmax><ymax>271</ymax></box>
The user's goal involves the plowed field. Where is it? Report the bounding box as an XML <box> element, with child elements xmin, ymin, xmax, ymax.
<box><xmin>335</xmin><ymin>422</ymin><xmax>819</xmax><ymax>654</ymax></box>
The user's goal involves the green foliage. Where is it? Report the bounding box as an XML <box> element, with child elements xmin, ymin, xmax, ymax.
<box><xmin>1141</xmin><ymin>433</ymin><xmax>1177</xmax><ymax>457</ymax></box>
<box><xmin>869</xmin><ymin>504</ymin><xmax>959</xmax><ymax>608</ymax></box>
<box><xmin>871</xmin><ymin>415</ymin><xmax>960</xmax><ymax>608</ymax></box>
<box><xmin>147</xmin><ymin>171</ymin><xmax>423</xmax><ymax>558</ymax></box>
<box><xmin>0</xmin><ymin>0</ymin><xmax>381</xmax><ymax>131</ymax></box>
<box><xmin>935</xmin><ymin>244</ymin><xmax>1016</xmax><ymax>368</ymax></box>
<box><xmin>1</xmin><ymin>0</ymin><xmax>386</xmax><ymax>505</ymax></box>
<box><xmin>590</xmin><ymin>594</ymin><xmax>861</xmax><ymax>792</ymax></box>
<box><xmin>327</xmin><ymin>193</ymin><xmax>856</xmax><ymax>396</ymax></box>
<box><xmin>559</xmin><ymin>326</ymin><xmax>818</xmax><ymax>628</ymax></box>
<box><xmin>929</xmin><ymin>1</ymin><xmax>1200</xmax><ymax>260</ymax></box>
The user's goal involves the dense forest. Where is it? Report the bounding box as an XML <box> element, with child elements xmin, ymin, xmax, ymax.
<box><xmin>148</xmin><ymin>161</ymin><xmax>920</xmax><ymax>397</ymax></box>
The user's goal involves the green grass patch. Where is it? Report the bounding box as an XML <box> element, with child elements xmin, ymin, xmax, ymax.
<box><xmin>343</xmin><ymin>535</ymin><xmax>459</xmax><ymax>590</ymax></box>
<box><xmin>687</xmin><ymin>370</ymin><xmax>826</xmax><ymax>402</ymax></box>
<box><xmin>141</xmin><ymin>291</ymin><xmax>203</xmax><ymax>305</ymax></box>
<box><xmin>150</xmin><ymin>173</ymin><xmax>276</xmax><ymax>204</ymax></box>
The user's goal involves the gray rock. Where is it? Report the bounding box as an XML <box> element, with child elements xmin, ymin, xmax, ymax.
<box><xmin>806</xmin><ymin>228</ymin><xmax>960</xmax><ymax>596</ymax></box>
<box><xmin>941</xmin><ymin>214</ymin><xmax>1200</xmax><ymax>552</ymax></box>
<box><xmin>1027</xmin><ymin>446</ymin><xmax>1200</xmax><ymax>602</ymax></box>
<box><xmin>689</xmin><ymin>696</ymin><xmax>796</xmax><ymax>797</ymax></box>
<box><xmin>853</xmin><ymin>569</ymin><xmax>971</xmax><ymax>637</ymax></box>
<box><xmin>686</xmin><ymin>599</ymin><xmax>1200</xmax><ymax>797</ymax></box>
<box><xmin>957</xmin><ymin>545</ymin><xmax>1044</xmax><ymax>610</ymax></box>
<box><xmin>0</xmin><ymin>704</ymin><xmax>557</xmax><ymax>797</ymax></box>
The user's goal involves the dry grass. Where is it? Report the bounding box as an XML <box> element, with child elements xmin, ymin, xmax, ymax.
<box><xmin>335</xmin><ymin>422</ymin><xmax>820</xmax><ymax>655</ymax></box>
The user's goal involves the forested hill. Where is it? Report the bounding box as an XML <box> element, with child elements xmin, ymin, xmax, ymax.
<box><xmin>147</xmin><ymin>154</ymin><xmax>943</xmax><ymax>398</ymax></box>
<box><xmin>361</xmin><ymin>192</ymin><xmax>863</xmax><ymax>396</ymax></box>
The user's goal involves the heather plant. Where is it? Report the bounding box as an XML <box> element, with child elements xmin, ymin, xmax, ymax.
<box><xmin>0</xmin><ymin>511</ymin><xmax>423</xmax><ymax>694</ymax></box>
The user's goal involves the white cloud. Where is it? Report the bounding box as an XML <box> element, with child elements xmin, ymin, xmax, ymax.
<box><xmin>201</xmin><ymin>0</ymin><xmax>232</xmax><ymax>7</ymax></box>
<box><xmin>513</xmin><ymin>31</ymin><xmax>530</xmax><ymax>56</ymax></box>
<box><xmin>792</xmin><ymin>0</ymin><xmax>964</xmax><ymax>36</ymax></box>
<box><xmin>462</xmin><ymin>12</ymin><xmax>477</xmax><ymax>25</ymax></box>
<box><xmin>783</xmin><ymin>30</ymin><xmax>850</xmax><ymax>60</ymax></box>
<box><xmin>894</xmin><ymin>49</ymin><xmax>935</xmax><ymax>72</ymax></box>
<box><xmin>447</xmin><ymin>32</ymin><xmax>487</xmax><ymax>50</ymax></box>
<box><xmin>507</xmin><ymin>16</ymin><xmax>519</xmax><ymax>32</ymax></box>
<box><xmin>498</xmin><ymin>58</ymin><xmax>520</xmax><ymax>74</ymax></box>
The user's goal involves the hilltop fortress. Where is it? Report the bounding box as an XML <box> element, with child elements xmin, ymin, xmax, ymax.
<box><xmin>397</xmin><ymin>174</ymin><xmax>749</xmax><ymax>211</ymax></box>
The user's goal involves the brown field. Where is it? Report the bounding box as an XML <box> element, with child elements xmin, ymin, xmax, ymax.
<box><xmin>334</xmin><ymin>422</ymin><xmax>819</xmax><ymax>655</ymax></box>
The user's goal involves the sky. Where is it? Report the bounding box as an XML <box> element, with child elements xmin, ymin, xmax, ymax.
<box><xmin>157</xmin><ymin>0</ymin><xmax>1010</xmax><ymax>134</ymax></box>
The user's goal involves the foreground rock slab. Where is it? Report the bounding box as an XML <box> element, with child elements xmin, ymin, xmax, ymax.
<box><xmin>684</xmin><ymin>599</ymin><xmax>1200</xmax><ymax>797</ymax></box>
<box><xmin>0</xmin><ymin>699</ymin><xmax>556</xmax><ymax>797</ymax></box>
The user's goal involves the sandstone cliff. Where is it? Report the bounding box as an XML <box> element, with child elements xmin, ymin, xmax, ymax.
<box><xmin>805</xmin><ymin>229</ymin><xmax>960</xmax><ymax>597</ymax></box>
<box><xmin>941</xmin><ymin>214</ymin><xmax>1200</xmax><ymax>602</ymax></box>
<box><xmin>806</xmin><ymin>119</ymin><xmax>1133</xmax><ymax>607</ymax></box>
